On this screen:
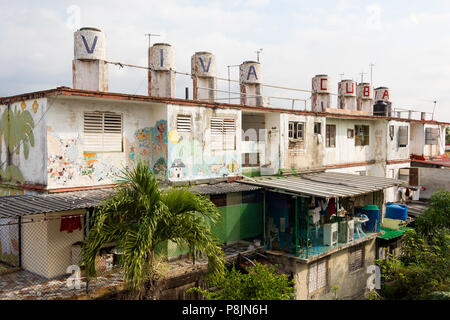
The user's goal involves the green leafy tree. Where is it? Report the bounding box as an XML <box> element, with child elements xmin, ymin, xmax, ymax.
<box><xmin>377</xmin><ymin>190</ymin><xmax>450</xmax><ymax>299</ymax></box>
<box><xmin>81</xmin><ymin>161</ymin><xmax>226</xmax><ymax>290</ymax></box>
<box><xmin>189</xmin><ymin>262</ymin><xmax>295</xmax><ymax>300</ymax></box>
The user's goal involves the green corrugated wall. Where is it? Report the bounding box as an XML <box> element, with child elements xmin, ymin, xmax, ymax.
<box><xmin>212</xmin><ymin>203</ymin><xmax>263</xmax><ymax>243</ymax></box>
<box><xmin>157</xmin><ymin>202</ymin><xmax>263</xmax><ymax>259</ymax></box>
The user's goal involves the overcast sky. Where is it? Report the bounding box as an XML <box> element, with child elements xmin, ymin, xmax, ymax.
<box><xmin>1</xmin><ymin>0</ymin><xmax>450</xmax><ymax>121</ymax></box>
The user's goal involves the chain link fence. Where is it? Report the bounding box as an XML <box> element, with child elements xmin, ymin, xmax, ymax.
<box><xmin>0</xmin><ymin>212</ymin><xmax>125</xmax><ymax>300</ymax></box>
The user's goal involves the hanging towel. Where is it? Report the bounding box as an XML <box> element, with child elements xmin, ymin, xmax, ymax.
<box><xmin>328</xmin><ymin>198</ymin><xmax>337</xmax><ymax>215</ymax></box>
<box><xmin>60</xmin><ymin>216</ymin><xmax>82</xmax><ymax>233</ymax></box>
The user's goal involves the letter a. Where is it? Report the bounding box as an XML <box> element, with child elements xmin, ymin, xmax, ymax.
<box><xmin>247</xmin><ymin>65</ymin><xmax>258</xmax><ymax>81</ymax></box>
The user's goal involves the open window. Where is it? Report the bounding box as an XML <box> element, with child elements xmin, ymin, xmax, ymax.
<box><xmin>355</xmin><ymin>125</ymin><xmax>370</xmax><ymax>146</ymax></box>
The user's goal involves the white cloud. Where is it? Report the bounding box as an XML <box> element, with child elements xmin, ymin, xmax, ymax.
<box><xmin>0</xmin><ymin>1</ymin><xmax>450</xmax><ymax>122</ymax></box>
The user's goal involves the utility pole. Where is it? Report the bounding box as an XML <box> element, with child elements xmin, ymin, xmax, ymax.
<box><xmin>432</xmin><ymin>100</ymin><xmax>437</xmax><ymax>121</ymax></box>
<box><xmin>255</xmin><ymin>48</ymin><xmax>263</xmax><ymax>62</ymax></box>
<box><xmin>369</xmin><ymin>63</ymin><xmax>375</xmax><ymax>85</ymax></box>
<box><xmin>227</xmin><ymin>64</ymin><xmax>240</xmax><ymax>104</ymax></box>
<box><xmin>145</xmin><ymin>33</ymin><xmax>160</xmax><ymax>96</ymax></box>
<box><xmin>359</xmin><ymin>71</ymin><xmax>367</xmax><ymax>83</ymax></box>
<box><xmin>145</xmin><ymin>33</ymin><xmax>160</xmax><ymax>48</ymax></box>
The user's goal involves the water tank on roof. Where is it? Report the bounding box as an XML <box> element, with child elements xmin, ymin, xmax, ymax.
<box><xmin>373</xmin><ymin>100</ymin><xmax>388</xmax><ymax>116</ymax></box>
<box><xmin>386</xmin><ymin>203</ymin><xmax>408</xmax><ymax>221</ymax></box>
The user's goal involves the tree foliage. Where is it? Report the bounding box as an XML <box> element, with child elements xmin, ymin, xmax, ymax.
<box><xmin>80</xmin><ymin>161</ymin><xmax>226</xmax><ymax>289</ymax></box>
<box><xmin>377</xmin><ymin>190</ymin><xmax>450</xmax><ymax>300</ymax></box>
<box><xmin>189</xmin><ymin>262</ymin><xmax>295</xmax><ymax>300</ymax></box>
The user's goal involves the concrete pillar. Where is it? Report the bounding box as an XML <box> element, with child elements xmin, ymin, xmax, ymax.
<box><xmin>356</xmin><ymin>83</ymin><xmax>373</xmax><ymax>113</ymax></box>
<box><xmin>239</xmin><ymin>61</ymin><xmax>263</xmax><ymax>107</ymax></box>
<box><xmin>338</xmin><ymin>80</ymin><xmax>357</xmax><ymax>110</ymax></box>
<box><xmin>149</xmin><ymin>43</ymin><xmax>176</xmax><ymax>98</ymax></box>
<box><xmin>421</xmin><ymin>112</ymin><xmax>426</xmax><ymax>121</ymax></box>
<box><xmin>311</xmin><ymin>75</ymin><xmax>331</xmax><ymax>112</ymax></box>
<box><xmin>191</xmin><ymin>52</ymin><xmax>217</xmax><ymax>102</ymax></box>
<box><xmin>72</xmin><ymin>27</ymin><xmax>108</xmax><ymax>92</ymax></box>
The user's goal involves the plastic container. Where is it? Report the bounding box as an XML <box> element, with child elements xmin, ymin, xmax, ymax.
<box><xmin>385</xmin><ymin>203</ymin><xmax>408</xmax><ymax>221</ymax></box>
<box><xmin>362</xmin><ymin>205</ymin><xmax>380</xmax><ymax>232</ymax></box>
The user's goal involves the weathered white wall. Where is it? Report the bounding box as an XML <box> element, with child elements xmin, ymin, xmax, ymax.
<box><xmin>386</xmin><ymin>120</ymin><xmax>410</xmax><ymax>161</ymax></box>
<box><xmin>167</xmin><ymin>104</ymin><xmax>242</xmax><ymax>181</ymax></box>
<box><xmin>280</xmin><ymin>114</ymin><xmax>325</xmax><ymax>171</ymax></box>
<box><xmin>325</xmin><ymin>118</ymin><xmax>386</xmax><ymax>166</ymax></box>
<box><xmin>0</xmin><ymin>98</ymin><xmax>48</xmax><ymax>194</ymax></box>
<box><xmin>46</xmin><ymin>96</ymin><xmax>167</xmax><ymax>189</ymax></box>
<box><xmin>273</xmin><ymin>238</ymin><xmax>377</xmax><ymax>300</ymax></box>
<box><xmin>21</xmin><ymin>211</ymin><xmax>85</xmax><ymax>279</ymax></box>
<box><xmin>424</xmin><ymin>123</ymin><xmax>443</xmax><ymax>157</ymax></box>
<box><xmin>410</xmin><ymin>122</ymin><xmax>424</xmax><ymax>156</ymax></box>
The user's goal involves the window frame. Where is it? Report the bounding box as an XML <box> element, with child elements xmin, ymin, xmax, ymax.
<box><xmin>83</xmin><ymin>111</ymin><xmax>123</xmax><ymax>153</ymax></box>
<box><xmin>288</xmin><ymin>121</ymin><xmax>305</xmax><ymax>141</ymax></box>
<box><xmin>176</xmin><ymin>114</ymin><xmax>192</xmax><ymax>133</ymax></box>
<box><xmin>355</xmin><ymin>125</ymin><xmax>370</xmax><ymax>146</ymax></box>
<box><xmin>308</xmin><ymin>257</ymin><xmax>328</xmax><ymax>295</ymax></box>
<box><xmin>210</xmin><ymin>117</ymin><xmax>236</xmax><ymax>150</ymax></box>
<box><xmin>349</xmin><ymin>244</ymin><xmax>365</xmax><ymax>272</ymax></box>
<box><xmin>326</xmin><ymin>124</ymin><xmax>336</xmax><ymax>148</ymax></box>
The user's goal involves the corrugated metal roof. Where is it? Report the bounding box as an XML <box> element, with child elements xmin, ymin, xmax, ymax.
<box><xmin>0</xmin><ymin>182</ymin><xmax>261</xmax><ymax>218</ymax></box>
<box><xmin>238</xmin><ymin>172</ymin><xmax>406</xmax><ymax>198</ymax></box>
<box><xmin>0</xmin><ymin>189</ymin><xmax>113</xmax><ymax>218</ymax></box>
<box><xmin>190</xmin><ymin>182</ymin><xmax>261</xmax><ymax>195</ymax></box>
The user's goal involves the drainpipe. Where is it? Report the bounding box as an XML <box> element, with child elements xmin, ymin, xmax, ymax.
<box><xmin>263</xmin><ymin>190</ymin><xmax>267</xmax><ymax>249</ymax></box>
<box><xmin>295</xmin><ymin>197</ymin><xmax>299</xmax><ymax>257</ymax></box>
<box><xmin>6</xmin><ymin>104</ymin><xmax>12</xmax><ymax>167</ymax></box>
<box><xmin>18</xmin><ymin>216</ymin><xmax>22</xmax><ymax>268</ymax></box>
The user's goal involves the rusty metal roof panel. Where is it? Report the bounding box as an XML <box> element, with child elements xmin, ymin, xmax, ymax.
<box><xmin>238</xmin><ymin>172</ymin><xmax>405</xmax><ymax>198</ymax></box>
<box><xmin>0</xmin><ymin>189</ymin><xmax>113</xmax><ymax>218</ymax></box>
<box><xmin>0</xmin><ymin>182</ymin><xmax>261</xmax><ymax>218</ymax></box>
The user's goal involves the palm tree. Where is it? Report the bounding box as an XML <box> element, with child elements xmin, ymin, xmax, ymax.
<box><xmin>81</xmin><ymin>161</ymin><xmax>226</xmax><ymax>291</ymax></box>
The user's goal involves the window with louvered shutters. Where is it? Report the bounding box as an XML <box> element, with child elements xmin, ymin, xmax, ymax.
<box><xmin>349</xmin><ymin>244</ymin><xmax>365</xmax><ymax>272</ymax></box>
<box><xmin>398</xmin><ymin>126</ymin><xmax>408</xmax><ymax>147</ymax></box>
<box><xmin>308</xmin><ymin>258</ymin><xmax>328</xmax><ymax>294</ymax></box>
<box><xmin>210</xmin><ymin>117</ymin><xmax>236</xmax><ymax>150</ymax></box>
<box><xmin>177</xmin><ymin>115</ymin><xmax>192</xmax><ymax>132</ymax></box>
<box><xmin>84</xmin><ymin>112</ymin><xmax>123</xmax><ymax>152</ymax></box>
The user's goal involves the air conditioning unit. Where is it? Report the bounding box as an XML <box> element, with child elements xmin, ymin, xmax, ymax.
<box><xmin>324</xmin><ymin>223</ymin><xmax>338</xmax><ymax>246</ymax></box>
<box><xmin>338</xmin><ymin>219</ymin><xmax>354</xmax><ymax>244</ymax></box>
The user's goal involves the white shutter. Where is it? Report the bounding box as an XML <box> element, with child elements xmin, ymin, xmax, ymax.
<box><xmin>84</xmin><ymin>112</ymin><xmax>122</xmax><ymax>152</ymax></box>
<box><xmin>317</xmin><ymin>259</ymin><xmax>327</xmax><ymax>290</ymax></box>
<box><xmin>308</xmin><ymin>262</ymin><xmax>317</xmax><ymax>294</ymax></box>
<box><xmin>223</xmin><ymin>118</ymin><xmax>236</xmax><ymax>150</ymax></box>
<box><xmin>103</xmin><ymin>113</ymin><xmax>122</xmax><ymax>152</ymax></box>
<box><xmin>210</xmin><ymin>117</ymin><xmax>236</xmax><ymax>150</ymax></box>
<box><xmin>84</xmin><ymin>112</ymin><xmax>104</xmax><ymax>151</ymax></box>
<box><xmin>177</xmin><ymin>115</ymin><xmax>192</xmax><ymax>132</ymax></box>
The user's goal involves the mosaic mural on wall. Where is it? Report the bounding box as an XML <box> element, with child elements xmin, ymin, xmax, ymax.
<box><xmin>0</xmin><ymin>101</ymin><xmax>37</xmax><ymax>194</ymax></box>
<box><xmin>167</xmin><ymin>129</ymin><xmax>241</xmax><ymax>181</ymax></box>
<box><xmin>128</xmin><ymin>120</ymin><xmax>168</xmax><ymax>179</ymax></box>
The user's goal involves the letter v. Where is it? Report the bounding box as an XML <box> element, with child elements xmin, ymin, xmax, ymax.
<box><xmin>81</xmin><ymin>35</ymin><xmax>98</xmax><ymax>54</ymax></box>
<box><xmin>199</xmin><ymin>57</ymin><xmax>212</xmax><ymax>73</ymax></box>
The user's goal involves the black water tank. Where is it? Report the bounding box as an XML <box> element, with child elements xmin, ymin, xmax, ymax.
<box><xmin>373</xmin><ymin>100</ymin><xmax>388</xmax><ymax>116</ymax></box>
